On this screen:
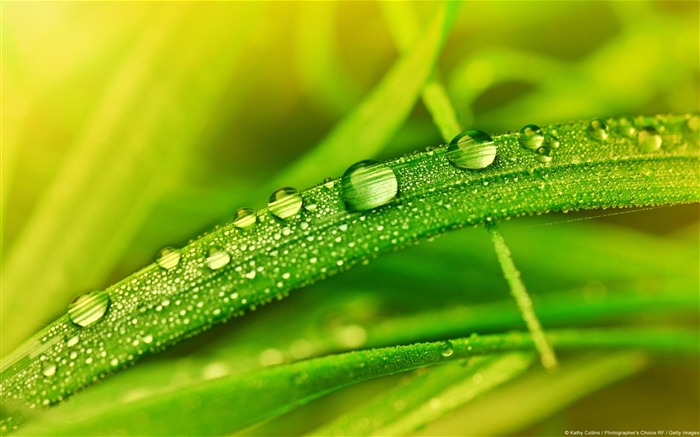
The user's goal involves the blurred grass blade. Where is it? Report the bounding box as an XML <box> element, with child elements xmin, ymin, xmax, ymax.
<box><xmin>14</xmin><ymin>328</ymin><xmax>696</xmax><ymax>436</ymax></box>
<box><xmin>310</xmin><ymin>353</ymin><xmax>533</xmax><ymax>436</ymax></box>
<box><xmin>416</xmin><ymin>352</ymin><xmax>649</xmax><ymax>436</ymax></box>
<box><xmin>0</xmin><ymin>4</ymin><xmax>262</xmax><ymax>356</ymax></box>
<box><xmin>268</xmin><ymin>1</ymin><xmax>461</xmax><ymax>191</ymax></box>
<box><xmin>381</xmin><ymin>1</ymin><xmax>463</xmax><ymax>142</ymax></box>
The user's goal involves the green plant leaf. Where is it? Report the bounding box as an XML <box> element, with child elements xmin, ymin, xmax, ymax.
<box><xmin>1</xmin><ymin>114</ymin><xmax>697</xmax><ymax>430</ymax></box>
<box><xmin>13</xmin><ymin>328</ymin><xmax>696</xmax><ymax>436</ymax></box>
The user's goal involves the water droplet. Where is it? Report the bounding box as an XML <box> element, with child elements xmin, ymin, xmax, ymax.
<box><xmin>637</xmin><ymin>126</ymin><xmax>662</xmax><ymax>152</ymax></box>
<box><xmin>68</xmin><ymin>291</ymin><xmax>110</xmax><ymax>327</ymax></box>
<box><xmin>322</xmin><ymin>177</ymin><xmax>335</xmax><ymax>190</ymax></box>
<box><xmin>341</xmin><ymin>160</ymin><xmax>398</xmax><ymax>211</ymax></box>
<box><xmin>268</xmin><ymin>187</ymin><xmax>303</xmax><ymax>219</ymax></box>
<box><xmin>587</xmin><ymin>118</ymin><xmax>610</xmax><ymax>141</ymax></box>
<box><xmin>682</xmin><ymin>115</ymin><xmax>699</xmax><ymax>146</ymax></box>
<box><xmin>66</xmin><ymin>335</ymin><xmax>80</xmax><ymax>347</ymax></box>
<box><xmin>518</xmin><ymin>124</ymin><xmax>544</xmax><ymax>150</ymax></box>
<box><xmin>232</xmin><ymin>207</ymin><xmax>256</xmax><ymax>229</ymax></box>
<box><xmin>446</xmin><ymin>129</ymin><xmax>497</xmax><ymax>170</ymax></box>
<box><xmin>536</xmin><ymin>146</ymin><xmax>553</xmax><ymax>163</ymax></box>
<box><xmin>440</xmin><ymin>341</ymin><xmax>454</xmax><ymax>357</ymax></box>
<box><xmin>42</xmin><ymin>362</ymin><xmax>57</xmax><ymax>377</ymax></box>
<box><xmin>617</xmin><ymin>116</ymin><xmax>637</xmax><ymax>138</ymax></box>
<box><xmin>206</xmin><ymin>249</ymin><xmax>231</xmax><ymax>270</ymax></box>
<box><xmin>156</xmin><ymin>248</ymin><xmax>181</xmax><ymax>270</ymax></box>
<box><xmin>304</xmin><ymin>198</ymin><xmax>318</xmax><ymax>212</ymax></box>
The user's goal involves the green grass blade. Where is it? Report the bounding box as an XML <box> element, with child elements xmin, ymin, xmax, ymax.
<box><xmin>310</xmin><ymin>353</ymin><xmax>534</xmax><ymax>436</ymax></box>
<box><xmin>1</xmin><ymin>114</ymin><xmax>697</xmax><ymax>424</ymax></box>
<box><xmin>13</xmin><ymin>328</ymin><xmax>696</xmax><ymax>436</ymax></box>
<box><xmin>487</xmin><ymin>221</ymin><xmax>558</xmax><ymax>370</ymax></box>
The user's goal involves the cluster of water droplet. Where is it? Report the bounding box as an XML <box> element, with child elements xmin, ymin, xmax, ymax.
<box><xmin>1</xmin><ymin>114</ymin><xmax>696</xmax><ymax>430</ymax></box>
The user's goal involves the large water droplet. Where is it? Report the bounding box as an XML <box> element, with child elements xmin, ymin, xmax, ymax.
<box><xmin>68</xmin><ymin>291</ymin><xmax>111</xmax><ymax>327</ymax></box>
<box><xmin>637</xmin><ymin>126</ymin><xmax>662</xmax><ymax>152</ymax></box>
<box><xmin>206</xmin><ymin>249</ymin><xmax>231</xmax><ymax>270</ymax></box>
<box><xmin>341</xmin><ymin>160</ymin><xmax>398</xmax><ymax>211</ymax></box>
<box><xmin>587</xmin><ymin>118</ymin><xmax>610</xmax><ymax>141</ymax></box>
<box><xmin>440</xmin><ymin>340</ymin><xmax>454</xmax><ymax>357</ymax></box>
<box><xmin>233</xmin><ymin>207</ymin><xmax>256</xmax><ymax>229</ymax></box>
<box><xmin>156</xmin><ymin>248</ymin><xmax>181</xmax><ymax>271</ymax></box>
<box><xmin>617</xmin><ymin>116</ymin><xmax>637</xmax><ymax>138</ymax></box>
<box><xmin>518</xmin><ymin>124</ymin><xmax>544</xmax><ymax>150</ymax></box>
<box><xmin>446</xmin><ymin>130</ymin><xmax>497</xmax><ymax>170</ymax></box>
<box><xmin>268</xmin><ymin>187</ymin><xmax>303</xmax><ymax>219</ymax></box>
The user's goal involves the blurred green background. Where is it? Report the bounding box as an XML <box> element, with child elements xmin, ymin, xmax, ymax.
<box><xmin>2</xmin><ymin>1</ymin><xmax>699</xmax><ymax>435</ymax></box>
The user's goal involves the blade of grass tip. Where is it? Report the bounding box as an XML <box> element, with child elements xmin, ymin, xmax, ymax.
<box><xmin>15</xmin><ymin>328</ymin><xmax>696</xmax><ymax>436</ymax></box>
<box><xmin>293</xmin><ymin>2</ymin><xmax>361</xmax><ymax>116</ymax></box>
<box><xmin>266</xmin><ymin>0</ymin><xmax>462</xmax><ymax>192</ymax></box>
<box><xmin>310</xmin><ymin>353</ymin><xmax>533</xmax><ymax>436</ymax></box>
<box><xmin>380</xmin><ymin>0</ymin><xmax>463</xmax><ymax>143</ymax></box>
<box><xmin>486</xmin><ymin>220</ymin><xmax>559</xmax><ymax>371</ymax></box>
<box><xmin>416</xmin><ymin>351</ymin><xmax>649</xmax><ymax>436</ymax></box>
<box><xmin>0</xmin><ymin>4</ymin><xmax>262</xmax><ymax>356</ymax></box>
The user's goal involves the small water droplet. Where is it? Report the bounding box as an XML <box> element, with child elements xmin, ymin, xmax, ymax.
<box><xmin>206</xmin><ymin>249</ymin><xmax>231</xmax><ymax>270</ymax></box>
<box><xmin>587</xmin><ymin>118</ymin><xmax>610</xmax><ymax>141</ymax></box>
<box><xmin>547</xmin><ymin>135</ymin><xmax>560</xmax><ymax>149</ymax></box>
<box><xmin>536</xmin><ymin>146</ymin><xmax>553</xmax><ymax>163</ymax></box>
<box><xmin>268</xmin><ymin>187</ymin><xmax>303</xmax><ymax>219</ymax></box>
<box><xmin>68</xmin><ymin>291</ymin><xmax>110</xmax><ymax>327</ymax></box>
<box><xmin>637</xmin><ymin>126</ymin><xmax>662</xmax><ymax>152</ymax></box>
<box><xmin>66</xmin><ymin>335</ymin><xmax>79</xmax><ymax>347</ymax></box>
<box><xmin>303</xmin><ymin>198</ymin><xmax>318</xmax><ymax>212</ymax></box>
<box><xmin>42</xmin><ymin>362</ymin><xmax>57</xmax><ymax>377</ymax></box>
<box><xmin>341</xmin><ymin>160</ymin><xmax>398</xmax><ymax>211</ymax></box>
<box><xmin>446</xmin><ymin>129</ymin><xmax>497</xmax><ymax>170</ymax></box>
<box><xmin>143</xmin><ymin>334</ymin><xmax>153</xmax><ymax>344</ymax></box>
<box><xmin>440</xmin><ymin>341</ymin><xmax>454</xmax><ymax>357</ymax></box>
<box><xmin>232</xmin><ymin>207</ymin><xmax>256</xmax><ymax>229</ymax></box>
<box><xmin>617</xmin><ymin>116</ymin><xmax>637</xmax><ymax>138</ymax></box>
<box><xmin>322</xmin><ymin>177</ymin><xmax>335</xmax><ymax>190</ymax></box>
<box><xmin>156</xmin><ymin>248</ymin><xmax>181</xmax><ymax>270</ymax></box>
<box><xmin>518</xmin><ymin>124</ymin><xmax>544</xmax><ymax>150</ymax></box>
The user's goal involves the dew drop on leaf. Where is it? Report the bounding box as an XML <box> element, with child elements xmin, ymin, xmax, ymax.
<box><xmin>536</xmin><ymin>146</ymin><xmax>553</xmax><ymax>163</ymax></box>
<box><xmin>547</xmin><ymin>135</ymin><xmax>561</xmax><ymax>149</ymax></box>
<box><xmin>341</xmin><ymin>160</ymin><xmax>398</xmax><ymax>211</ymax></box>
<box><xmin>587</xmin><ymin>118</ymin><xmax>610</xmax><ymax>141</ymax></box>
<box><xmin>518</xmin><ymin>124</ymin><xmax>545</xmax><ymax>150</ymax></box>
<box><xmin>303</xmin><ymin>198</ymin><xmax>318</xmax><ymax>212</ymax></box>
<box><xmin>268</xmin><ymin>187</ymin><xmax>303</xmax><ymax>219</ymax></box>
<box><xmin>637</xmin><ymin>126</ymin><xmax>662</xmax><ymax>152</ymax></box>
<box><xmin>156</xmin><ymin>248</ymin><xmax>181</xmax><ymax>270</ymax></box>
<box><xmin>617</xmin><ymin>116</ymin><xmax>637</xmax><ymax>138</ymax></box>
<box><xmin>41</xmin><ymin>362</ymin><xmax>57</xmax><ymax>377</ymax></box>
<box><xmin>68</xmin><ymin>291</ymin><xmax>111</xmax><ymax>327</ymax></box>
<box><xmin>322</xmin><ymin>177</ymin><xmax>335</xmax><ymax>190</ymax></box>
<box><xmin>446</xmin><ymin>129</ymin><xmax>497</xmax><ymax>170</ymax></box>
<box><xmin>440</xmin><ymin>340</ymin><xmax>454</xmax><ymax>357</ymax></box>
<box><xmin>206</xmin><ymin>249</ymin><xmax>231</xmax><ymax>270</ymax></box>
<box><xmin>232</xmin><ymin>207</ymin><xmax>256</xmax><ymax>229</ymax></box>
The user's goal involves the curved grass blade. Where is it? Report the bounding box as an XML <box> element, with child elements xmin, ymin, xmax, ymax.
<box><xmin>13</xmin><ymin>329</ymin><xmax>697</xmax><ymax>436</ymax></box>
<box><xmin>1</xmin><ymin>114</ymin><xmax>698</xmax><ymax>426</ymax></box>
<box><xmin>310</xmin><ymin>353</ymin><xmax>534</xmax><ymax>436</ymax></box>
